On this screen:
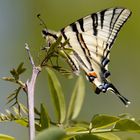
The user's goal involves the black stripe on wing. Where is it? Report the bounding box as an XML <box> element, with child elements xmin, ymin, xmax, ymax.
<box><xmin>61</xmin><ymin>28</ymin><xmax>80</xmax><ymax>72</ymax></box>
<box><xmin>91</xmin><ymin>13</ymin><xmax>98</xmax><ymax>36</ymax></box>
<box><xmin>70</xmin><ymin>23</ymin><xmax>93</xmax><ymax>71</ymax></box>
<box><xmin>100</xmin><ymin>9</ymin><xmax>106</xmax><ymax>28</ymax></box>
<box><xmin>62</xmin><ymin>27</ymin><xmax>92</xmax><ymax>72</ymax></box>
<box><xmin>103</xmin><ymin>8</ymin><xmax>131</xmax><ymax>49</ymax></box>
<box><xmin>60</xmin><ymin>8</ymin><xmax>131</xmax><ymax>79</ymax></box>
<box><xmin>78</xmin><ymin>18</ymin><xmax>85</xmax><ymax>32</ymax></box>
<box><xmin>107</xmin><ymin>9</ymin><xmax>126</xmax><ymax>49</ymax></box>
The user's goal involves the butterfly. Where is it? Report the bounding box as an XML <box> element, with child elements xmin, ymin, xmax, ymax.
<box><xmin>42</xmin><ymin>7</ymin><xmax>132</xmax><ymax>106</ymax></box>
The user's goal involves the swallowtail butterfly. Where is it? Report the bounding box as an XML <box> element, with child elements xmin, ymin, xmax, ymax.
<box><xmin>42</xmin><ymin>7</ymin><xmax>131</xmax><ymax>106</ymax></box>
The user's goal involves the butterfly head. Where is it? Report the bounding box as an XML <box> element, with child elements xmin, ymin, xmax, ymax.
<box><xmin>42</xmin><ymin>29</ymin><xmax>59</xmax><ymax>46</ymax></box>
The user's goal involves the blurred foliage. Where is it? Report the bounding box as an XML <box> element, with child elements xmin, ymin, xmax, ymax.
<box><xmin>0</xmin><ymin>134</ymin><xmax>15</xmax><ymax>140</ymax></box>
<box><xmin>1</xmin><ymin>60</ymin><xmax>140</xmax><ymax>139</ymax></box>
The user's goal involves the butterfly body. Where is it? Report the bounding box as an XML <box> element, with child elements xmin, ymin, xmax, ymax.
<box><xmin>42</xmin><ymin>7</ymin><xmax>131</xmax><ymax>106</ymax></box>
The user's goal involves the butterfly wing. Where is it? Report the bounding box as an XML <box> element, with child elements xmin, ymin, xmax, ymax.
<box><xmin>61</xmin><ymin>8</ymin><xmax>131</xmax><ymax>77</ymax></box>
<box><xmin>42</xmin><ymin>7</ymin><xmax>131</xmax><ymax>105</ymax></box>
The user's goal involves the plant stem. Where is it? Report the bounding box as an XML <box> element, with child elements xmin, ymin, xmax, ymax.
<box><xmin>26</xmin><ymin>67</ymin><xmax>40</xmax><ymax>140</ymax></box>
<box><xmin>25</xmin><ymin>44</ymin><xmax>41</xmax><ymax>140</ymax></box>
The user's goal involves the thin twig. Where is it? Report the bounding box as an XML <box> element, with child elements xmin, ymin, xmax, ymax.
<box><xmin>25</xmin><ymin>43</ymin><xmax>35</xmax><ymax>67</ymax></box>
<box><xmin>25</xmin><ymin>43</ymin><xmax>41</xmax><ymax>140</ymax></box>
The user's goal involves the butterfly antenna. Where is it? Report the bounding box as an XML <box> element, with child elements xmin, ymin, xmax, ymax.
<box><xmin>109</xmin><ymin>84</ymin><xmax>131</xmax><ymax>107</ymax></box>
<box><xmin>37</xmin><ymin>14</ymin><xmax>48</xmax><ymax>29</ymax></box>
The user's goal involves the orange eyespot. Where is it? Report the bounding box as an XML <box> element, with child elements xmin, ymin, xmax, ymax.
<box><xmin>88</xmin><ymin>71</ymin><xmax>97</xmax><ymax>78</ymax></box>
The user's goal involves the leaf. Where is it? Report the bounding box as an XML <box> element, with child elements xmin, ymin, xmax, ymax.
<box><xmin>65</xmin><ymin>127</ymin><xmax>88</xmax><ymax>140</ymax></box>
<box><xmin>0</xmin><ymin>134</ymin><xmax>15</xmax><ymax>140</ymax></box>
<box><xmin>61</xmin><ymin>39</ymin><xmax>69</xmax><ymax>48</ymax></box>
<box><xmin>34</xmin><ymin>107</ymin><xmax>41</xmax><ymax>116</ymax></box>
<box><xmin>58</xmin><ymin>48</ymin><xmax>73</xmax><ymax>60</ymax></box>
<box><xmin>41</xmin><ymin>36</ymin><xmax>62</xmax><ymax>66</ymax></box>
<box><xmin>76</xmin><ymin>134</ymin><xmax>105</xmax><ymax>140</ymax></box>
<box><xmin>40</xmin><ymin>104</ymin><xmax>50</xmax><ymax>129</ymax></box>
<box><xmin>90</xmin><ymin>114</ymin><xmax>120</xmax><ymax>129</ymax></box>
<box><xmin>67</xmin><ymin>76</ymin><xmax>85</xmax><ymax>120</ymax></box>
<box><xmin>114</xmin><ymin>119</ymin><xmax>140</xmax><ymax>133</ymax></box>
<box><xmin>93</xmin><ymin>133</ymin><xmax>120</xmax><ymax>140</ymax></box>
<box><xmin>52</xmin><ymin>66</ymin><xmax>73</xmax><ymax>78</ymax></box>
<box><xmin>47</xmin><ymin>36</ymin><xmax>62</xmax><ymax>56</ymax></box>
<box><xmin>47</xmin><ymin>68</ymin><xmax>66</xmax><ymax>123</ymax></box>
<box><xmin>10</xmin><ymin>69</ymin><xmax>19</xmax><ymax>80</ymax></box>
<box><xmin>19</xmin><ymin>103</ymin><xmax>28</xmax><ymax>115</ymax></box>
<box><xmin>35</xmin><ymin>123</ymin><xmax>42</xmax><ymax>131</ymax></box>
<box><xmin>15</xmin><ymin>119</ymin><xmax>28</xmax><ymax>127</ymax></box>
<box><xmin>73</xmin><ymin>121</ymin><xmax>89</xmax><ymax>129</ymax></box>
<box><xmin>2</xmin><ymin>77</ymin><xmax>15</xmax><ymax>82</ymax></box>
<box><xmin>76</xmin><ymin>133</ymin><xmax>120</xmax><ymax>140</ymax></box>
<box><xmin>66</xmin><ymin>126</ymin><xmax>87</xmax><ymax>135</ymax></box>
<box><xmin>35</xmin><ymin>127</ymin><xmax>66</xmax><ymax>140</ymax></box>
<box><xmin>7</xmin><ymin>87</ymin><xmax>21</xmax><ymax>105</ymax></box>
<box><xmin>16</xmin><ymin>62</ymin><xmax>26</xmax><ymax>75</ymax></box>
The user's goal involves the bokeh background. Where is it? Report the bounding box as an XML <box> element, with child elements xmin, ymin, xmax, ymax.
<box><xmin>0</xmin><ymin>0</ymin><xmax>140</xmax><ymax>139</ymax></box>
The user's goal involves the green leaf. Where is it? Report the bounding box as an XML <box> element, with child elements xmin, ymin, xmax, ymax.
<box><xmin>67</xmin><ymin>76</ymin><xmax>85</xmax><ymax>120</ymax></box>
<box><xmin>58</xmin><ymin>48</ymin><xmax>73</xmax><ymax>59</ymax></box>
<box><xmin>19</xmin><ymin>103</ymin><xmax>28</xmax><ymax>115</ymax></box>
<box><xmin>47</xmin><ymin>36</ymin><xmax>62</xmax><ymax>56</ymax></box>
<box><xmin>7</xmin><ymin>87</ymin><xmax>21</xmax><ymax>106</ymax></box>
<box><xmin>76</xmin><ymin>133</ymin><xmax>120</xmax><ymax>140</ymax></box>
<box><xmin>52</xmin><ymin>66</ymin><xmax>73</xmax><ymax>78</ymax></box>
<box><xmin>40</xmin><ymin>104</ymin><xmax>50</xmax><ymax>129</ymax></box>
<box><xmin>93</xmin><ymin>133</ymin><xmax>120</xmax><ymax>140</ymax></box>
<box><xmin>0</xmin><ymin>134</ymin><xmax>15</xmax><ymax>140</ymax></box>
<box><xmin>91</xmin><ymin>114</ymin><xmax>120</xmax><ymax>129</ymax></box>
<box><xmin>10</xmin><ymin>69</ymin><xmax>19</xmax><ymax>80</ymax></box>
<box><xmin>66</xmin><ymin>126</ymin><xmax>87</xmax><ymax>134</ymax></box>
<box><xmin>2</xmin><ymin>77</ymin><xmax>15</xmax><ymax>82</ymax></box>
<box><xmin>47</xmin><ymin>68</ymin><xmax>66</xmax><ymax>123</ymax></box>
<box><xmin>16</xmin><ymin>62</ymin><xmax>26</xmax><ymax>75</ymax></box>
<box><xmin>76</xmin><ymin>134</ymin><xmax>105</xmax><ymax>140</ymax></box>
<box><xmin>65</xmin><ymin>127</ymin><xmax>88</xmax><ymax>140</ymax></box>
<box><xmin>61</xmin><ymin>39</ymin><xmax>69</xmax><ymax>48</ymax></box>
<box><xmin>35</xmin><ymin>127</ymin><xmax>66</xmax><ymax>140</ymax></box>
<box><xmin>114</xmin><ymin>119</ymin><xmax>140</xmax><ymax>132</ymax></box>
<box><xmin>15</xmin><ymin>119</ymin><xmax>28</xmax><ymax>127</ymax></box>
<box><xmin>73</xmin><ymin>121</ymin><xmax>89</xmax><ymax>129</ymax></box>
<box><xmin>34</xmin><ymin>107</ymin><xmax>41</xmax><ymax>116</ymax></box>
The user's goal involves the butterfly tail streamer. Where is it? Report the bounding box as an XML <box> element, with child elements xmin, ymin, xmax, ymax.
<box><xmin>109</xmin><ymin>84</ymin><xmax>131</xmax><ymax>107</ymax></box>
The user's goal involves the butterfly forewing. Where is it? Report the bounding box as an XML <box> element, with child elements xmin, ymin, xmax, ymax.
<box><xmin>61</xmin><ymin>8</ymin><xmax>131</xmax><ymax>74</ymax></box>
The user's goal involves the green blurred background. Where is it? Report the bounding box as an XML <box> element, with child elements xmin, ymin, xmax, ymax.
<box><xmin>0</xmin><ymin>0</ymin><xmax>140</xmax><ymax>139</ymax></box>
